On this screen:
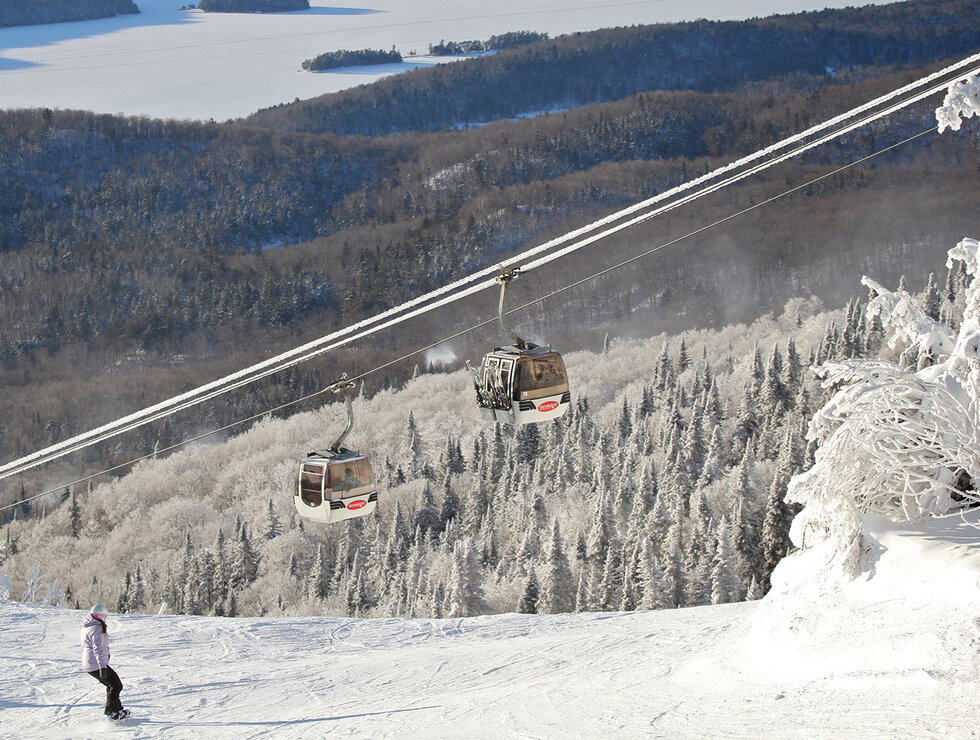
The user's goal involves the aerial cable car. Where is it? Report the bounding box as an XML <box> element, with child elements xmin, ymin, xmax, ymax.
<box><xmin>468</xmin><ymin>269</ymin><xmax>571</xmax><ymax>425</ymax></box>
<box><xmin>293</xmin><ymin>378</ymin><xmax>378</xmax><ymax>524</ymax></box>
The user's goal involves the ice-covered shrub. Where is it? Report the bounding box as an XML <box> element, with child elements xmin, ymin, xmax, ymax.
<box><xmin>799</xmin><ymin>361</ymin><xmax>980</xmax><ymax>519</ymax></box>
<box><xmin>786</xmin><ymin>239</ymin><xmax>980</xmax><ymax>575</ymax></box>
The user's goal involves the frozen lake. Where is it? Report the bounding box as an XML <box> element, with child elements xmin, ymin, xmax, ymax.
<box><xmin>0</xmin><ymin>0</ymin><xmax>889</xmax><ymax>121</ymax></box>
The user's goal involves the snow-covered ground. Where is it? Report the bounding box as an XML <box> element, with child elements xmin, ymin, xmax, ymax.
<box><xmin>0</xmin><ymin>0</ymin><xmax>891</xmax><ymax>121</ymax></box>
<box><xmin>2</xmin><ymin>508</ymin><xmax>978</xmax><ymax>739</ymax></box>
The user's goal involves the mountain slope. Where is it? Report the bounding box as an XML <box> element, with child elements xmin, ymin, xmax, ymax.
<box><xmin>2</xmin><ymin>509</ymin><xmax>978</xmax><ymax>738</ymax></box>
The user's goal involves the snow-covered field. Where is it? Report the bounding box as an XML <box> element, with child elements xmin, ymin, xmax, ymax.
<box><xmin>0</xmin><ymin>0</ymin><xmax>891</xmax><ymax>121</ymax></box>
<box><xmin>2</xmin><ymin>508</ymin><xmax>978</xmax><ymax>739</ymax></box>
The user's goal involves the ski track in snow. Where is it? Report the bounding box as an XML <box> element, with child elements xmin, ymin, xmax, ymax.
<box><xmin>3</xmin><ymin>510</ymin><xmax>980</xmax><ymax>739</ymax></box>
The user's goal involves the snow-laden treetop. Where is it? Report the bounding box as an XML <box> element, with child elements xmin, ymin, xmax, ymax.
<box><xmin>936</xmin><ymin>74</ymin><xmax>980</xmax><ymax>133</ymax></box>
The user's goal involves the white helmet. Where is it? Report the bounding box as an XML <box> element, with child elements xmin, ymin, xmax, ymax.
<box><xmin>90</xmin><ymin>604</ymin><xmax>107</xmax><ymax>618</ymax></box>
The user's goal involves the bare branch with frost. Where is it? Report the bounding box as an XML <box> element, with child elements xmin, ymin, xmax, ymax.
<box><xmin>941</xmin><ymin>238</ymin><xmax>980</xmax><ymax>418</ymax></box>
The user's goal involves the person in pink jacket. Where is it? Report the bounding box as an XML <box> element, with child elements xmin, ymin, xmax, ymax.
<box><xmin>80</xmin><ymin>605</ymin><xmax>129</xmax><ymax>720</ymax></box>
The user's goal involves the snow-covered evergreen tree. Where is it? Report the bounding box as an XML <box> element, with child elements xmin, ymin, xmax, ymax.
<box><xmin>263</xmin><ymin>498</ymin><xmax>281</xmax><ymax>540</ymax></box>
<box><xmin>116</xmin><ymin>572</ymin><xmax>132</xmax><ymax>613</ymax></box>
<box><xmin>709</xmin><ymin>518</ymin><xmax>740</xmax><ymax>605</ymax></box>
<box><xmin>584</xmin><ymin>490</ymin><xmax>613</xmax><ymax>564</ymax></box>
<box><xmin>230</xmin><ymin>523</ymin><xmax>260</xmax><ymax>590</ymax></box>
<box><xmin>438</xmin><ymin>472</ymin><xmax>460</xmax><ymax>534</ymax></box>
<box><xmin>67</xmin><ymin>490</ymin><xmax>80</xmax><ymax>539</ymax></box>
<box><xmin>761</xmin><ymin>469</ymin><xmax>793</xmax><ymax>588</ymax></box>
<box><xmin>447</xmin><ymin>538</ymin><xmax>487</xmax><ymax>617</ymax></box>
<box><xmin>306</xmin><ymin>544</ymin><xmax>328</xmax><ymax>603</ymax></box>
<box><xmin>638</xmin><ymin>539</ymin><xmax>671</xmax><ymax>610</ymax></box>
<box><xmin>539</xmin><ymin>520</ymin><xmax>574</xmax><ymax>614</ymax></box>
<box><xmin>344</xmin><ymin>553</ymin><xmax>370</xmax><ymax>617</ymax></box>
<box><xmin>413</xmin><ymin>482</ymin><xmax>441</xmax><ymax>537</ymax></box>
<box><xmin>660</xmin><ymin>524</ymin><xmax>685</xmax><ymax>608</ymax></box>
<box><xmin>130</xmin><ymin>564</ymin><xmax>146</xmax><ymax>613</ymax></box>
<box><xmin>517</xmin><ymin>570</ymin><xmax>539</xmax><ymax>614</ymax></box>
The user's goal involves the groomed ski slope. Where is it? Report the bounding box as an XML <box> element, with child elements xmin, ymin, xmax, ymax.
<box><xmin>2</xmin><ymin>510</ymin><xmax>978</xmax><ymax>739</ymax></box>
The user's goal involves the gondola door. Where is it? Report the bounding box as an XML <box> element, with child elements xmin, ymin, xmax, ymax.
<box><xmin>479</xmin><ymin>353</ymin><xmax>516</xmax><ymax>423</ymax></box>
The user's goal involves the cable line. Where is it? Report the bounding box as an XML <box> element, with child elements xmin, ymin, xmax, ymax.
<box><xmin>0</xmin><ymin>123</ymin><xmax>949</xmax><ymax>516</ymax></box>
<box><xmin>1</xmin><ymin>54</ymin><xmax>978</xmax><ymax>484</ymax></box>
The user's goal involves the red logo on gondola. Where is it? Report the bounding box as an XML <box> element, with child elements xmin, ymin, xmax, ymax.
<box><xmin>348</xmin><ymin>499</ymin><xmax>367</xmax><ymax>510</ymax></box>
<box><xmin>539</xmin><ymin>401</ymin><xmax>559</xmax><ymax>412</ymax></box>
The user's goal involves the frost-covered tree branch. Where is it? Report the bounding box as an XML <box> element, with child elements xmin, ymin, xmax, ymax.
<box><xmin>940</xmin><ymin>238</ymin><xmax>980</xmax><ymax>420</ymax></box>
<box><xmin>861</xmin><ymin>276</ymin><xmax>954</xmax><ymax>368</ymax></box>
<box><xmin>799</xmin><ymin>361</ymin><xmax>980</xmax><ymax>520</ymax></box>
<box><xmin>936</xmin><ymin>74</ymin><xmax>980</xmax><ymax>133</ymax></box>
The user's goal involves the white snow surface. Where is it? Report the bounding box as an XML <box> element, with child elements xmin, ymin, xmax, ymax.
<box><xmin>2</xmin><ymin>509</ymin><xmax>978</xmax><ymax>738</ymax></box>
<box><xmin>0</xmin><ymin>0</ymin><xmax>893</xmax><ymax>121</ymax></box>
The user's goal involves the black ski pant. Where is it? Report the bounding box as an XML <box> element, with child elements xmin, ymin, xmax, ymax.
<box><xmin>88</xmin><ymin>666</ymin><xmax>124</xmax><ymax>714</ymax></box>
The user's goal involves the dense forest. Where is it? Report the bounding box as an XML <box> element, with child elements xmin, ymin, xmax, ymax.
<box><xmin>0</xmin><ymin>253</ymin><xmax>968</xmax><ymax>619</ymax></box>
<box><xmin>1</xmin><ymin>0</ymin><xmax>978</xmax><ymax>520</ymax></box>
<box><xmin>197</xmin><ymin>0</ymin><xmax>309</xmax><ymax>12</ymax></box>
<box><xmin>0</xmin><ymin>0</ymin><xmax>137</xmax><ymax>27</ymax></box>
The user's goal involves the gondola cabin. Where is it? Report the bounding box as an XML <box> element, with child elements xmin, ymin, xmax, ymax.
<box><xmin>294</xmin><ymin>449</ymin><xmax>378</xmax><ymax>524</ymax></box>
<box><xmin>477</xmin><ymin>346</ymin><xmax>570</xmax><ymax>425</ymax></box>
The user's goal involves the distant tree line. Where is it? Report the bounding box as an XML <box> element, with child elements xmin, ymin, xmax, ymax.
<box><xmin>197</xmin><ymin>0</ymin><xmax>309</xmax><ymax>12</ymax></box>
<box><xmin>429</xmin><ymin>31</ymin><xmax>549</xmax><ymax>56</ymax></box>
<box><xmin>302</xmin><ymin>48</ymin><xmax>402</xmax><ymax>72</ymax></box>
<box><xmin>0</xmin><ymin>0</ymin><xmax>137</xmax><ymax>27</ymax></box>
<box><xmin>428</xmin><ymin>40</ymin><xmax>487</xmax><ymax>56</ymax></box>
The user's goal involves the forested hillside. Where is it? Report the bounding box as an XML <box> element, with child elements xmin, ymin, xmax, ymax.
<box><xmin>1</xmin><ymin>0</ymin><xmax>978</xmax><ymax>517</ymax></box>
<box><xmin>0</xmin><ymin>0</ymin><xmax>138</xmax><ymax>28</ymax></box>
<box><xmin>0</xmin><ymin>254</ymin><xmax>968</xmax><ymax>619</ymax></box>
<box><xmin>246</xmin><ymin>0</ymin><xmax>980</xmax><ymax>136</ymax></box>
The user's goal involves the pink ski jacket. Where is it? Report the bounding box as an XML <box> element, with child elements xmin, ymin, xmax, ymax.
<box><xmin>80</xmin><ymin>616</ymin><xmax>109</xmax><ymax>672</ymax></box>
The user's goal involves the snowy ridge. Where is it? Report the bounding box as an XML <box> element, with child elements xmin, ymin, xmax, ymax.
<box><xmin>2</xmin><ymin>510</ymin><xmax>979</xmax><ymax>738</ymax></box>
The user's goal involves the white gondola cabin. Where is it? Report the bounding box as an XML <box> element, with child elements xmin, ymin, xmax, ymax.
<box><xmin>294</xmin><ymin>449</ymin><xmax>378</xmax><ymax>524</ymax></box>
<box><xmin>476</xmin><ymin>346</ymin><xmax>570</xmax><ymax>424</ymax></box>
<box><xmin>471</xmin><ymin>269</ymin><xmax>571</xmax><ymax>425</ymax></box>
<box><xmin>293</xmin><ymin>380</ymin><xmax>378</xmax><ymax>524</ymax></box>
